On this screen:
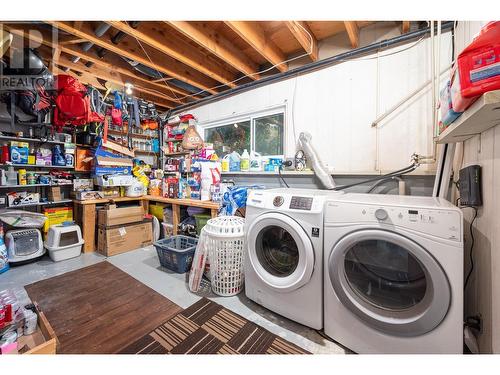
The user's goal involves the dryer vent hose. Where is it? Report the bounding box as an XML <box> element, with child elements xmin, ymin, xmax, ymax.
<box><xmin>298</xmin><ymin>132</ymin><xmax>336</xmax><ymax>190</ymax></box>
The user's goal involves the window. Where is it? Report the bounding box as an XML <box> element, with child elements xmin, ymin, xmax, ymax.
<box><xmin>204</xmin><ymin>110</ymin><xmax>284</xmax><ymax>157</ymax></box>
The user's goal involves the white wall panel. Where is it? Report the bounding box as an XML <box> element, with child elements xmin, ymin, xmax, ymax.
<box><xmin>189</xmin><ymin>27</ymin><xmax>452</xmax><ymax>175</ymax></box>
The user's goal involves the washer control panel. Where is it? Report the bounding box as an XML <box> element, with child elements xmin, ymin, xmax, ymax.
<box><xmin>289</xmin><ymin>196</ymin><xmax>314</xmax><ymax>210</ymax></box>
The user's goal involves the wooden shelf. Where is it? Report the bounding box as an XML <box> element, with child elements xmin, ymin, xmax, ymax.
<box><xmin>163</xmin><ymin>151</ymin><xmax>190</xmax><ymax>157</ymax></box>
<box><xmin>133</xmin><ymin>149</ymin><xmax>158</xmax><ymax>155</ymax></box>
<box><xmin>437</xmin><ymin>90</ymin><xmax>500</xmax><ymax>144</ymax></box>
<box><xmin>144</xmin><ymin>195</ymin><xmax>220</xmax><ymax>210</ymax></box>
<box><xmin>165</xmin><ymin>138</ymin><xmax>182</xmax><ymax>142</ymax></box>
<box><xmin>107</xmin><ymin>130</ymin><xmax>158</xmax><ymax>140</ymax></box>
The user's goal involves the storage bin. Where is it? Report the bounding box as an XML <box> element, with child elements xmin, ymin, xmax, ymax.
<box><xmin>439</xmin><ymin>80</ymin><xmax>462</xmax><ymax>128</ymax></box>
<box><xmin>44</xmin><ymin>224</ymin><xmax>84</xmax><ymax>262</ymax></box>
<box><xmin>194</xmin><ymin>214</ymin><xmax>211</xmax><ymax>235</ymax></box>
<box><xmin>154</xmin><ymin>235</ymin><xmax>198</xmax><ymax>273</ymax></box>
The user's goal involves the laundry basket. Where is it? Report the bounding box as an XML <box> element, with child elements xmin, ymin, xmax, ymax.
<box><xmin>204</xmin><ymin>216</ymin><xmax>245</xmax><ymax>296</ymax></box>
<box><xmin>154</xmin><ymin>235</ymin><xmax>198</xmax><ymax>273</ymax></box>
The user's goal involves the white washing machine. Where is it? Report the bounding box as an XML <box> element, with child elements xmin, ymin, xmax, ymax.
<box><xmin>323</xmin><ymin>193</ymin><xmax>464</xmax><ymax>353</ymax></box>
<box><xmin>245</xmin><ymin>188</ymin><xmax>336</xmax><ymax>329</ymax></box>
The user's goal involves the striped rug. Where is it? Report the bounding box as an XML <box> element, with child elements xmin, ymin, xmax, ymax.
<box><xmin>119</xmin><ymin>298</ymin><xmax>310</xmax><ymax>354</ymax></box>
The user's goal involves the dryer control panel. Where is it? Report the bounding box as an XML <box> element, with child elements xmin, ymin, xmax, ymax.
<box><xmin>247</xmin><ymin>190</ymin><xmax>325</xmax><ymax>213</ymax></box>
<box><xmin>325</xmin><ymin>201</ymin><xmax>463</xmax><ymax>242</ymax></box>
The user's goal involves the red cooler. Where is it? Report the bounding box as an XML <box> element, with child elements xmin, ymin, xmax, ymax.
<box><xmin>452</xmin><ymin>21</ymin><xmax>500</xmax><ymax>112</ymax></box>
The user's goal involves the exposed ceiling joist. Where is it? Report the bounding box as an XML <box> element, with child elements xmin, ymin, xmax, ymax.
<box><xmin>46</xmin><ymin>21</ymin><xmax>220</xmax><ymax>95</ymax></box>
<box><xmin>107</xmin><ymin>21</ymin><xmax>237</xmax><ymax>88</ymax></box>
<box><xmin>225</xmin><ymin>21</ymin><xmax>288</xmax><ymax>73</ymax></box>
<box><xmin>165</xmin><ymin>21</ymin><xmax>260</xmax><ymax>80</ymax></box>
<box><xmin>3</xmin><ymin>24</ymin><xmax>188</xmax><ymax>103</ymax></box>
<box><xmin>402</xmin><ymin>21</ymin><xmax>410</xmax><ymax>34</ymax></box>
<box><xmin>38</xmin><ymin>50</ymin><xmax>176</xmax><ymax>108</ymax></box>
<box><xmin>285</xmin><ymin>21</ymin><xmax>318</xmax><ymax>61</ymax></box>
<box><xmin>344</xmin><ymin>21</ymin><xmax>359</xmax><ymax>48</ymax></box>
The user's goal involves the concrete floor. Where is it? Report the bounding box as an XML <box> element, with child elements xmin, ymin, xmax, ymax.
<box><xmin>0</xmin><ymin>246</ymin><xmax>347</xmax><ymax>354</ymax></box>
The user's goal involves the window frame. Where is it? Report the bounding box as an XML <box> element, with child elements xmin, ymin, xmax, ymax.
<box><xmin>202</xmin><ymin>106</ymin><xmax>286</xmax><ymax>158</ymax></box>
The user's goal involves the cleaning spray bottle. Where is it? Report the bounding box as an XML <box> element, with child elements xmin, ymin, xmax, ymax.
<box><xmin>250</xmin><ymin>151</ymin><xmax>263</xmax><ymax>172</ymax></box>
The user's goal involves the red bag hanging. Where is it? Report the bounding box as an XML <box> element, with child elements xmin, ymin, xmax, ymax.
<box><xmin>111</xmin><ymin>108</ymin><xmax>122</xmax><ymax>125</ymax></box>
<box><xmin>53</xmin><ymin>75</ymin><xmax>91</xmax><ymax>129</ymax></box>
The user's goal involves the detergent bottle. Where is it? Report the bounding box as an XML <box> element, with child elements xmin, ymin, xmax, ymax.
<box><xmin>228</xmin><ymin>151</ymin><xmax>241</xmax><ymax>172</ymax></box>
<box><xmin>52</xmin><ymin>145</ymin><xmax>66</xmax><ymax>166</ymax></box>
<box><xmin>240</xmin><ymin>149</ymin><xmax>250</xmax><ymax>172</ymax></box>
<box><xmin>250</xmin><ymin>151</ymin><xmax>262</xmax><ymax>172</ymax></box>
<box><xmin>221</xmin><ymin>154</ymin><xmax>230</xmax><ymax>172</ymax></box>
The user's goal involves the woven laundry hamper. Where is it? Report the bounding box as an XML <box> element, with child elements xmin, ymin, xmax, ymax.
<box><xmin>204</xmin><ymin>216</ymin><xmax>245</xmax><ymax>296</ymax></box>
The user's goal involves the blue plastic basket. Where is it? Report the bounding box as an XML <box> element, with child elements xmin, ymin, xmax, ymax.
<box><xmin>154</xmin><ymin>235</ymin><xmax>198</xmax><ymax>273</ymax></box>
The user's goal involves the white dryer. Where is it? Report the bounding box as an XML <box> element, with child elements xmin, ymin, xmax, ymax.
<box><xmin>245</xmin><ymin>188</ymin><xmax>335</xmax><ymax>329</ymax></box>
<box><xmin>323</xmin><ymin>193</ymin><xmax>463</xmax><ymax>353</ymax></box>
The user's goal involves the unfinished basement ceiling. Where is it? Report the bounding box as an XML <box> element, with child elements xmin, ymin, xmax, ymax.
<box><xmin>1</xmin><ymin>21</ymin><xmax>415</xmax><ymax>111</ymax></box>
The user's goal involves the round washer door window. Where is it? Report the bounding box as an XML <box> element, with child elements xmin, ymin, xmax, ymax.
<box><xmin>256</xmin><ymin>225</ymin><xmax>299</xmax><ymax>277</ymax></box>
<box><xmin>328</xmin><ymin>229</ymin><xmax>451</xmax><ymax>337</ymax></box>
<box><xmin>247</xmin><ymin>213</ymin><xmax>314</xmax><ymax>292</ymax></box>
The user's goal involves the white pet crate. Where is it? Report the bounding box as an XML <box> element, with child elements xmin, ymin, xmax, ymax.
<box><xmin>44</xmin><ymin>224</ymin><xmax>84</xmax><ymax>262</ymax></box>
<box><xmin>204</xmin><ymin>216</ymin><xmax>245</xmax><ymax>296</ymax></box>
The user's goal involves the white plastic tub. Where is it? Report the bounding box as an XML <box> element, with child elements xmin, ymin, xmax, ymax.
<box><xmin>44</xmin><ymin>224</ymin><xmax>84</xmax><ymax>262</ymax></box>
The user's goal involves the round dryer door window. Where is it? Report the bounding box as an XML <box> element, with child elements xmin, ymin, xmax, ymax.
<box><xmin>329</xmin><ymin>229</ymin><xmax>451</xmax><ymax>337</ymax></box>
<box><xmin>247</xmin><ymin>213</ymin><xmax>315</xmax><ymax>292</ymax></box>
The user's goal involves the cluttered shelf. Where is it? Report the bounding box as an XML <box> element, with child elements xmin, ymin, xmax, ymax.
<box><xmin>437</xmin><ymin>89</ymin><xmax>500</xmax><ymax>144</ymax></box>
<box><xmin>144</xmin><ymin>195</ymin><xmax>220</xmax><ymax>210</ymax></box>
<box><xmin>0</xmin><ymin>183</ymin><xmax>73</xmax><ymax>189</ymax></box>
<box><xmin>107</xmin><ymin>130</ymin><xmax>158</xmax><ymax>139</ymax></box>
<box><xmin>0</xmin><ymin>135</ymin><xmax>74</xmax><ymax>146</ymax></box>
<box><xmin>8</xmin><ymin>199</ymin><xmax>73</xmax><ymax>208</ymax></box>
<box><xmin>0</xmin><ymin>163</ymin><xmax>74</xmax><ymax>169</ymax></box>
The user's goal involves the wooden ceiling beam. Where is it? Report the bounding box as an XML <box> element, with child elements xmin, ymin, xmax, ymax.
<box><xmin>225</xmin><ymin>21</ymin><xmax>288</xmax><ymax>73</ymax></box>
<box><xmin>344</xmin><ymin>21</ymin><xmax>359</xmax><ymax>48</ymax></box>
<box><xmin>285</xmin><ymin>21</ymin><xmax>318</xmax><ymax>61</ymax></box>
<box><xmin>165</xmin><ymin>21</ymin><xmax>260</xmax><ymax>80</ymax></box>
<box><xmin>402</xmin><ymin>21</ymin><xmax>410</xmax><ymax>34</ymax></box>
<box><xmin>38</xmin><ymin>50</ymin><xmax>177</xmax><ymax>108</ymax></box>
<box><xmin>3</xmin><ymin>24</ymin><xmax>194</xmax><ymax>101</ymax></box>
<box><xmin>107</xmin><ymin>21</ymin><xmax>237</xmax><ymax>88</ymax></box>
<box><xmin>46</xmin><ymin>21</ymin><xmax>219</xmax><ymax>95</ymax></box>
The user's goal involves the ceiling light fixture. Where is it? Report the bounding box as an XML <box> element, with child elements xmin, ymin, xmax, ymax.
<box><xmin>125</xmin><ymin>82</ymin><xmax>134</xmax><ymax>95</ymax></box>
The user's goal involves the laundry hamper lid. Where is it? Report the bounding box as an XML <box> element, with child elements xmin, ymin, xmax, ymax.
<box><xmin>203</xmin><ymin>216</ymin><xmax>245</xmax><ymax>238</ymax></box>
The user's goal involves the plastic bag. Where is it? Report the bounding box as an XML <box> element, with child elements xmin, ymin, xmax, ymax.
<box><xmin>218</xmin><ymin>185</ymin><xmax>265</xmax><ymax>217</ymax></box>
<box><xmin>188</xmin><ymin>229</ymin><xmax>208</xmax><ymax>293</ymax></box>
<box><xmin>0</xmin><ymin>210</ymin><xmax>47</xmax><ymax>228</ymax></box>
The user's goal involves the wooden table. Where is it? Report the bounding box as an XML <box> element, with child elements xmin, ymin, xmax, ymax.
<box><xmin>74</xmin><ymin>195</ymin><xmax>220</xmax><ymax>252</ymax></box>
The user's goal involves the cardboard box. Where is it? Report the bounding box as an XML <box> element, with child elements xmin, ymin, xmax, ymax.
<box><xmin>43</xmin><ymin>207</ymin><xmax>73</xmax><ymax>234</ymax></box>
<box><xmin>97</xmin><ymin>220</ymin><xmax>153</xmax><ymax>257</ymax></box>
<box><xmin>7</xmin><ymin>192</ymin><xmax>40</xmax><ymax>207</ymax></box>
<box><xmin>98</xmin><ymin>205</ymin><xmax>144</xmax><ymax>227</ymax></box>
<box><xmin>48</xmin><ymin>186</ymin><xmax>62</xmax><ymax>202</ymax></box>
<box><xmin>73</xmin><ymin>178</ymin><xmax>94</xmax><ymax>192</ymax></box>
<box><xmin>75</xmin><ymin>191</ymin><xmax>105</xmax><ymax>201</ymax></box>
<box><xmin>95</xmin><ymin>174</ymin><xmax>134</xmax><ymax>187</ymax></box>
<box><xmin>98</xmin><ymin>186</ymin><xmax>120</xmax><ymax>198</ymax></box>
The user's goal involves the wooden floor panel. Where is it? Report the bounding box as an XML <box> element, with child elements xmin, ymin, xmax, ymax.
<box><xmin>25</xmin><ymin>261</ymin><xmax>182</xmax><ymax>354</ymax></box>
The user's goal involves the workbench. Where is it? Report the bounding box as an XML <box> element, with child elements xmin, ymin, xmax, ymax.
<box><xmin>73</xmin><ymin>195</ymin><xmax>220</xmax><ymax>253</ymax></box>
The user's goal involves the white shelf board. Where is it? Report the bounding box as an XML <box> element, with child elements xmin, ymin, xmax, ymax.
<box><xmin>221</xmin><ymin>171</ymin><xmax>314</xmax><ymax>176</ymax></box>
<box><xmin>437</xmin><ymin>90</ymin><xmax>500</xmax><ymax>144</ymax></box>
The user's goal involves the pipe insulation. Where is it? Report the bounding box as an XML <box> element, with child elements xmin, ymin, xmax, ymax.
<box><xmin>298</xmin><ymin>132</ymin><xmax>336</xmax><ymax>190</ymax></box>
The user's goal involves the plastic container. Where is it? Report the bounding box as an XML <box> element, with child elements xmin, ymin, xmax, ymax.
<box><xmin>221</xmin><ymin>154</ymin><xmax>230</xmax><ymax>172</ymax></box>
<box><xmin>17</xmin><ymin>169</ymin><xmax>27</xmax><ymax>185</ymax></box>
<box><xmin>4</xmin><ymin>167</ymin><xmax>17</xmax><ymax>186</ymax></box>
<box><xmin>439</xmin><ymin>81</ymin><xmax>462</xmax><ymax>128</ymax></box>
<box><xmin>154</xmin><ymin>235</ymin><xmax>198</xmax><ymax>273</ymax></box>
<box><xmin>228</xmin><ymin>151</ymin><xmax>241</xmax><ymax>172</ymax></box>
<box><xmin>250</xmin><ymin>151</ymin><xmax>262</xmax><ymax>171</ymax></box>
<box><xmin>456</xmin><ymin>22</ymin><xmax>500</xmax><ymax>100</ymax></box>
<box><xmin>240</xmin><ymin>149</ymin><xmax>250</xmax><ymax>171</ymax></box>
<box><xmin>126</xmin><ymin>179</ymin><xmax>145</xmax><ymax>197</ymax></box>
<box><xmin>204</xmin><ymin>216</ymin><xmax>245</xmax><ymax>296</ymax></box>
<box><xmin>44</xmin><ymin>223</ymin><xmax>84</xmax><ymax>262</ymax></box>
<box><xmin>194</xmin><ymin>213</ymin><xmax>211</xmax><ymax>235</ymax></box>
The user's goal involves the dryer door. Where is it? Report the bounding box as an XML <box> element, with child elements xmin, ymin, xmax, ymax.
<box><xmin>328</xmin><ymin>229</ymin><xmax>451</xmax><ymax>337</ymax></box>
<box><xmin>247</xmin><ymin>213</ymin><xmax>315</xmax><ymax>292</ymax></box>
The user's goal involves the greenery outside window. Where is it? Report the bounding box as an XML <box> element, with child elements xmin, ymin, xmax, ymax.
<box><xmin>204</xmin><ymin>110</ymin><xmax>284</xmax><ymax>157</ymax></box>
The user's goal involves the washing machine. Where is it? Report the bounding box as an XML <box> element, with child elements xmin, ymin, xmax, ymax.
<box><xmin>245</xmin><ymin>188</ymin><xmax>336</xmax><ymax>329</ymax></box>
<box><xmin>323</xmin><ymin>193</ymin><xmax>464</xmax><ymax>353</ymax></box>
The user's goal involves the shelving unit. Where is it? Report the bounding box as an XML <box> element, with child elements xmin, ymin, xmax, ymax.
<box><xmin>0</xmin><ymin>183</ymin><xmax>73</xmax><ymax>189</ymax></box>
<box><xmin>7</xmin><ymin>199</ymin><xmax>73</xmax><ymax>208</ymax></box>
<box><xmin>437</xmin><ymin>90</ymin><xmax>500</xmax><ymax>144</ymax></box>
<box><xmin>0</xmin><ymin>163</ymin><xmax>74</xmax><ymax>170</ymax></box>
<box><xmin>0</xmin><ymin>135</ymin><xmax>74</xmax><ymax>146</ymax></box>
